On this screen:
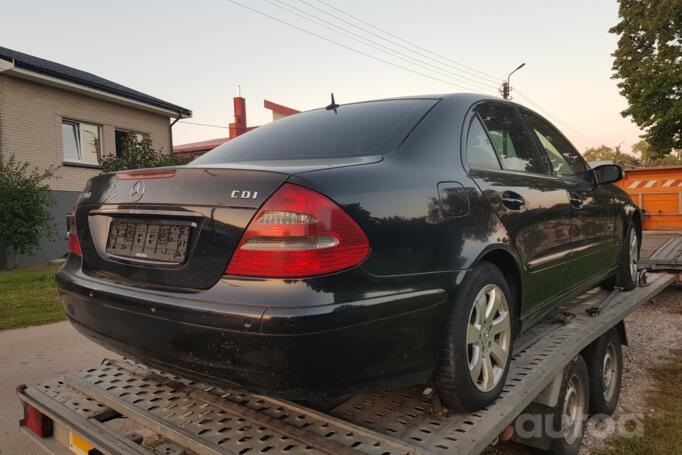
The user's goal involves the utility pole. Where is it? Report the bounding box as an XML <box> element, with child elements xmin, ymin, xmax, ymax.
<box><xmin>500</xmin><ymin>63</ymin><xmax>526</xmax><ymax>100</ymax></box>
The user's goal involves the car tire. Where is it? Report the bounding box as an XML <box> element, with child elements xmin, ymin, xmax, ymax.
<box><xmin>434</xmin><ymin>261</ymin><xmax>515</xmax><ymax>412</ymax></box>
<box><xmin>529</xmin><ymin>356</ymin><xmax>590</xmax><ymax>455</ymax></box>
<box><xmin>601</xmin><ymin>224</ymin><xmax>639</xmax><ymax>291</ymax></box>
<box><xmin>617</xmin><ymin>224</ymin><xmax>639</xmax><ymax>291</ymax></box>
<box><xmin>585</xmin><ymin>329</ymin><xmax>623</xmax><ymax>416</ymax></box>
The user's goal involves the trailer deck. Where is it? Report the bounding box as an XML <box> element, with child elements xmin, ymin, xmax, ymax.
<box><xmin>17</xmin><ymin>272</ymin><xmax>675</xmax><ymax>455</ymax></box>
<box><xmin>641</xmin><ymin>231</ymin><xmax>682</xmax><ymax>271</ymax></box>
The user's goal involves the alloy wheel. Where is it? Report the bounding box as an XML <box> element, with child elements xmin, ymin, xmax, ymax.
<box><xmin>629</xmin><ymin>229</ymin><xmax>639</xmax><ymax>282</ymax></box>
<box><xmin>467</xmin><ymin>284</ymin><xmax>512</xmax><ymax>393</ymax></box>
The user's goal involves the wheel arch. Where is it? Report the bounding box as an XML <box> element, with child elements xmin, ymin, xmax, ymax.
<box><xmin>476</xmin><ymin>247</ymin><xmax>524</xmax><ymax>333</ymax></box>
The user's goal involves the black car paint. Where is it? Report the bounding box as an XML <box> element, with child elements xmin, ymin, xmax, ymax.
<box><xmin>56</xmin><ymin>93</ymin><xmax>640</xmax><ymax>398</ymax></box>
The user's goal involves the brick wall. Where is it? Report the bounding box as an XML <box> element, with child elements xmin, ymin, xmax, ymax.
<box><xmin>0</xmin><ymin>74</ymin><xmax>171</xmax><ymax>192</ymax></box>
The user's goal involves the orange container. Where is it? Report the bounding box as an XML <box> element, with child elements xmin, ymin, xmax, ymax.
<box><xmin>615</xmin><ymin>165</ymin><xmax>682</xmax><ymax>231</ymax></box>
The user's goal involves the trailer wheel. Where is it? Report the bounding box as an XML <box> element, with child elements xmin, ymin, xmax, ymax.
<box><xmin>530</xmin><ymin>356</ymin><xmax>590</xmax><ymax>455</ymax></box>
<box><xmin>585</xmin><ymin>329</ymin><xmax>623</xmax><ymax>416</ymax></box>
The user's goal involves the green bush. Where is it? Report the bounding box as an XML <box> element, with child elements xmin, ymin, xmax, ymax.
<box><xmin>101</xmin><ymin>134</ymin><xmax>188</xmax><ymax>173</ymax></box>
<box><xmin>0</xmin><ymin>153</ymin><xmax>57</xmax><ymax>266</ymax></box>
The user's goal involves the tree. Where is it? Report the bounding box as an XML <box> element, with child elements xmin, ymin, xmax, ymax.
<box><xmin>582</xmin><ymin>145</ymin><xmax>639</xmax><ymax>169</ymax></box>
<box><xmin>610</xmin><ymin>0</ymin><xmax>682</xmax><ymax>157</ymax></box>
<box><xmin>633</xmin><ymin>139</ymin><xmax>682</xmax><ymax>165</ymax></box>
<box><xmin>0</xmin><ymin>153</ymin><xmax>57</xmax><ymax>268</ymax></box>
<box><xmin>100</xmin><ymin>134</ymin><xmax>188</xmax><ymax>173</ymax></box>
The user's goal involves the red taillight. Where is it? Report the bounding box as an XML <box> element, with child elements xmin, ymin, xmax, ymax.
<box><xmin>68</xmin><ymin>208</ymin><xmax>82</xmax><ymax>255</ymax></box>
<box><xmin>17</xmin><ymin>386</ymin><xmax>53</xmax><ymax>438</ymax></box>
<box><xmin>116</xmin><ymin>170</ymin><xmax>176</xmax><ymax>180</ymax></box>
<box><xmin>226</xmin><ymin>183</ymin><xmax>370</xmax><ymax>278</ymax></box>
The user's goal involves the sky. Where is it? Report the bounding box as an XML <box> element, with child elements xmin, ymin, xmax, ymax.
<box><xmin>0</xmin><ymin>0</ymin><xmax>642</xmax><ymax>153</ymax></box>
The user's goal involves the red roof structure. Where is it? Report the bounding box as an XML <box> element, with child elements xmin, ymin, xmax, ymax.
<box><xmin>173</xmin><ymin>97</ymin><xmax>300</xmax><ymax>157</ymax></box>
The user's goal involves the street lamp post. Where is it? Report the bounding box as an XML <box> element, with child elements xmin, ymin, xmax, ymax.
<box><xmin>500</xmin><ymin>63</ymin><xmax>526</xmax><ymax>100</ymax></box>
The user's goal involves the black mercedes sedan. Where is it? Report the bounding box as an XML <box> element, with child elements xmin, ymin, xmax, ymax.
<box><xmin>57</xmin><ymin>94</ymin><xmax>641</xmax><ymax>411</ymax></box>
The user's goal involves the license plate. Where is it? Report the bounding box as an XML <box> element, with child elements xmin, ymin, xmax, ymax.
<box><xmin>106</xmin><ymin>219</ymin><xmax>191</xmax><ymax>263</ymax></box>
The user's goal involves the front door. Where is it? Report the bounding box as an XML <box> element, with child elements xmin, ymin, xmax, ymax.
<box><xmin>465</xmin><ymin>103</ymin><xmax>573</xmax><ymax>319</ymax></box>
<box><xmin>522</xmin><ymin>111</ymin><xmax>618</xmax><ymax>287</ymax></box>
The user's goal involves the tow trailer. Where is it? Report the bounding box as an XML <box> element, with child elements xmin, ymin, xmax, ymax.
<box><xmin>16</xmin><ymin>272</ymin><xmax>674</xmax><ymax>455</ymax></box>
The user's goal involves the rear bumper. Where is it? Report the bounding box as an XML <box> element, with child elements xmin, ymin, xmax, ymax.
<box><xmin>56</xmin><ymin>260</ymin><xmax>455</xmax><ymax>398</ymax></box>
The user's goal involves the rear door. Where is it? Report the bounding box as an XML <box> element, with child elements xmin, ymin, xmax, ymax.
<box><xmin>521</xmin><ymin>111</ymin><xmax>618</xmax><ymax>287</ymax></box>
<box><xmin>465</xmin><ymin>103</ymin><xmax>573</xmax><ymax>316</ymax></box>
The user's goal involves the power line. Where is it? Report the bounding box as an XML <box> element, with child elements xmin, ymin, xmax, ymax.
<box><xmin>513</xmin><ymin>89</ymin><xmax>594</xmax><ymax>146</ymax></box>
<box><xmin>304</xmin><ymin>0</ymin><xmax>595</xmax><ymax>147</ymax></box>
<box><xmin>265</xmin><ymin>0</ymin><xmax>498</xmax><ymax>92</ymax></box>
<box><xmin>179</xmin><ymin>121</ymin><xmax>228</xmax><ymax>129</ymax></box>
<box><xmin>226</xmin><ymin>0</ymin><xmax>498</xmax><ymax>94</ymax></box>
<box><xmin>276</xmin><ymin>0</ymin><xmax>500</xmax><ymax>90</ymax></box>
<box><xmin>311</xmin><ymin>0</ymin><xmax>503</xmax><ymax>83</ymax></box>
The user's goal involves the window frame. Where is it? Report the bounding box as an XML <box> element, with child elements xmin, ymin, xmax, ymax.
<box><xmin>519</xmin><ymin>108</ymin><xmax>594</xmax><ymax>184</ymax></box>
<box><xmin>470</xmin><ymin>101</ymin><xmax>552</xmax><ymax>177</ymax></box>
<box><xmin>61</xmin><ymin>118</ymin><xmax>102</xmax><ymax>168</ymax></box>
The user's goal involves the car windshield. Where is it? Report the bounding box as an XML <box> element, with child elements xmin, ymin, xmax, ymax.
<box><xmin>191</xmin><ymin>99</ymin><xmax>438</xmax><ymax>164</ymax></box>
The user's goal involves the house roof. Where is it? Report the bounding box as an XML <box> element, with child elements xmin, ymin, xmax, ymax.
<box><xmin>173</xmin><ymin>99</ymin><xmax>300</xmax><ymax>155</ymax></box>
<box><xmin>173</xmin><ymin>137</ymin><xmax>230</xmax><ymax>154</ymax></box>
<box><xmin>264</xmin><ymin>99</ymin><xmax>301</xmax><ymax>117</ymax></box>
<box><xmin>0</xmin><ymin>46</ymin><xmax>192</xmax><ymax>117</ymax></box>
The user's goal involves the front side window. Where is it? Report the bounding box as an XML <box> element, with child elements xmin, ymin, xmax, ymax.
<box><xmin>476</xmin><ymin>104</ymin><xmax>546</xmax><ymax>174</ymax></box>
<box><xmin>523</xmin><ymin>112</ymin><xmax>588</xmax><ymax>182</ymax></box>
<box><xmin>466</xmin><ymin>116</ymin><xmax>501</xmax><ymax>170</ymax></box>
<box><xmin>62</xmin><ymin>120</ymin><xmax>101</xmax><ymax>165</ymax></box>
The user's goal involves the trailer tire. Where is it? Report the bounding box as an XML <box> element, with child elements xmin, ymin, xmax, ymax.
<box><xmin>435</xmin><ymin>261</ymin><xmax>515</xmax><ymax>412</ymax></box>
<box><xmin>530</xmin><ymin>355</ymin><xmax>590</xmax><ymax>455</ymax></box>
<box><xmin>585</xmin><ymin>329</ymin><xmax>623</xmax><ymax>416</ymax></box>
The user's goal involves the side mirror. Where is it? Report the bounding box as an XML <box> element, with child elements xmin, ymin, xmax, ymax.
<box><xmin>592</xmin><ymin>164</ymin><xmax>624</xmax><ymax>185</ymax></box>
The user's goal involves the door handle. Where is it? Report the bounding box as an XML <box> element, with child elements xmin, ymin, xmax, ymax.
<box><xmin>501</xmin><ymin>191</ymin><xmax>525</xmax><ymax>211</ymax></box>
<box><xmin>569</xmin><ymin>192</ymin><xmax>584</xmax><ymax>208</ymax></box>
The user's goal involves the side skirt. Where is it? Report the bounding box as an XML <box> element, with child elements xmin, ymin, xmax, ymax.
<box><xmin>519</xmin><ymin>266</ymin><xmax>618</xmax><ymax>332</ymax></box>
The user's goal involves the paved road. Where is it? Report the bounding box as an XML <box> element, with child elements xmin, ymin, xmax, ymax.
<box><xmin>0</xmin><ymin>321</ymin><xmax>114</xmax><ymax>454</ymax></box>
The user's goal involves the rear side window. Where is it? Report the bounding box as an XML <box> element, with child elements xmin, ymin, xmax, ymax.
<box><xmin>192</xmin><ymin>99</ymin><xmax>438</xmax><ymax>164</ymax></box>
<box><xmin>466</xmin><ymin>116</ymin><xmax>501</xmax><ymax>170</ymax></box>
<box><xmin>476</xmin><ymin>104</ymin><xmax>546</xmax><ymax>174</ymax></box>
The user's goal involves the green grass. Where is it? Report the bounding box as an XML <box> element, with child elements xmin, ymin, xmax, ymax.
<box><xmin>0</xmin><ymin>264</ymin><xmax>65</xmax><ymax>330</ymax></box>
<box><xmin>596</xmin><ymin>349</ymin><xmax>682</xmax><ymax>455</ymax></box>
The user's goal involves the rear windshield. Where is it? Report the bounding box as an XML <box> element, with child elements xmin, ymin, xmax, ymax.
<box><xmin>191</xmin><ymin>99</ymin><xmax>438</xmax><ymax>164</ymax></box>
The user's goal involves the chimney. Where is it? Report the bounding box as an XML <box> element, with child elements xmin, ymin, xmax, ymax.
<box><xmin>229</xmin><ymin>96</ymin><xmax>247</xmax><ymax>139</ymax></box>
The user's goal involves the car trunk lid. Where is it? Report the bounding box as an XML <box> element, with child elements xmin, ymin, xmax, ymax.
<box><xmin>75</xmin><ymin>167</ymin><xmax>290</xmax><ymax>290</ymax></box>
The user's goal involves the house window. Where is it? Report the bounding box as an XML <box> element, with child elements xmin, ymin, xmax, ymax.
<box><xmin>115</xmin><ymin>129</ymin><xmax>145</xmax><ymax>157</ymax></box>
<box><xmin>62</xmin><ymin>120</ymin><xmax>101</xmax><ymax>165</ymax></box>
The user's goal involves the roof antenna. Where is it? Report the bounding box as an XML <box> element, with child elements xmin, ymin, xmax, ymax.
<box><xmin>325</xmin><ymin>93</ymin><xmax>340</xmax><ymax>112</ymax></box>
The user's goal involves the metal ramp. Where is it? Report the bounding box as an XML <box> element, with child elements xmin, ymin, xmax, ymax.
<box><xmin>641</xmin><ymin>231</ymin><xmax>682</xmax><ymax>271</ymax></box>
<box><xmin>18</xmin><ymin>273</ymin><xmax>674</xmax><ymax>455</ymax></box>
